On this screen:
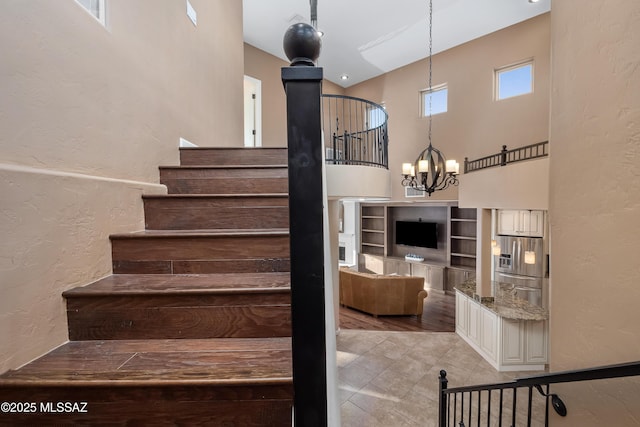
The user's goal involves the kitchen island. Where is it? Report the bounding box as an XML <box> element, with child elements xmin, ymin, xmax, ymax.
<box><xmin>455</xmin><ymin>280</ymin><xmax>548</xmax><ymax>371</ymax></box>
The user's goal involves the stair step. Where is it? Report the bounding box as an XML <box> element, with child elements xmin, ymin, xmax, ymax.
<box><xmin>143</xmin><ymin>193</ymin><xmax>289</xmax><ymax>230</ymax></box>
<box><xmin>110</xmin><ymin>229</ymin><xmax>290</xmax><ymax>274</ymax></box>
<box><xmin>180</xmin><ymin>147</ymin><xmax>288</xmax><ymax>166</ymax></box>
<box><xmin>63</xmin><ymin>274</ymin><xmax>291</xmax><ymax>340</ymax></box>
<box><xmin>0</xmin><ymin>338</ymin><xmax>292</xmax><ymax>425</ymax></box>
<box><xmin>160</xmin><ymin>165</ymin><xmax>288</xmax><ymax>195</ymax></box>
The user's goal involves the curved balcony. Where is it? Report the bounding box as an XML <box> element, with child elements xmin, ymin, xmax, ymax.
<box><xmin>322</xmin><ymin>94</ymin><xmax>391</xmax><ymax>199</ymax></box>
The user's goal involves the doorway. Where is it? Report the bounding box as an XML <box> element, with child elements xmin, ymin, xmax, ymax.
<box><xmin>243</xmin><ymin>75</ymin><xmax>262</xmax><ymax>147</ymax></box>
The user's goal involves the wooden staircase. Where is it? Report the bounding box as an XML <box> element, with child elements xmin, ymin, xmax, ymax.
<box><xmin>0</xmin><ymin>147</ymin><xmax>293</xmax><ymax>426</ymax></box>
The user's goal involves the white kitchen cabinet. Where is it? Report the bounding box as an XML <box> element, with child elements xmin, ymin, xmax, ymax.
<box><xmin>455</xmin><ymin>291</ymin><xmax>468</xmax><ymax>335</ymax></box>
<box><xmin>467</xmin><ymin>299</ymin><xmax>482</xmax><ymax>346</ymax></box>
<box><xmin>501</xmin><ymin>319</ymin><xmax>525</xmax><ymax>365</ymax></box>
<box><xmin>500</xmin><ymin>318</ymin><xmax>548</xmax><ymax>367</ymax></box>
<box><xmin>497</xmin><ymin>210</ymin><xmax>545</xmax><ymax>237</ymax></box>
<box><xmin>525</xmin><ymin>320</ymin><xmax>548</xmax><ymax>363</ymax></box>
<box><xmin>455</xmin><ymin>290</ymin><xmax>548</xmax><ymax>371</ymax></box>
<box><xmin>480</xmin><ymin>309</ymin><xmax>498</xmax><ymax>361</ymax></box>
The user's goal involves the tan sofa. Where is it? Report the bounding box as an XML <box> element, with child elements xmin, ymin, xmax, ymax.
<box><xmin>339</xmin><ymin>268</ymin><xmax>428</xmax><ymax>317</ymax></box>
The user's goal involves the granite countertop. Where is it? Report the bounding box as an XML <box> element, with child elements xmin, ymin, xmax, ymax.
<box><xmin>455</xmin><ymin>280</ymin><xmax>549</xmax><ymax>321</ymax></box>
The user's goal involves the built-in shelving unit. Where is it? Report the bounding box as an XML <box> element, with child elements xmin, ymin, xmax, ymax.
<box><xmin>450</xmin><ymin>207</ymin><xmax>477</xmax><ymax>268</ymax></box>
<box><xmin>360</xmin><ymin>205</ymin><xmax>386</xmax><ymax>256</ymax></box>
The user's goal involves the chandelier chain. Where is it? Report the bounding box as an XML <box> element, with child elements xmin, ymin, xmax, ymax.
<box><xmin>400</xmin><ymin>0</ymin><xmax>459</xmax><ymax>196</ymax></box>
<box><xmin>428</xmin><ymin>0</ymin><xmax>433</xmax><ymax>148</ymax></box>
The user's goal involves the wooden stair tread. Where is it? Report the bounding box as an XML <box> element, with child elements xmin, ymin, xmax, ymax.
<box><xmin>180</xmin><ymin>147</ymin><xmax>287</xmax><ymax>150</ymax></box>
<box><xmin>159</xmin><ymin>165</ymin><xmax>287</xmax><ymax>170</ymax></box>
<box><xmin>142</xmin><ymin>193</ymin><xmax>288</xmax><ymax>199</ymax></box>
<box><xmin>110</xmin><ymin>228</ymin><xmax>290</xmax><ymax>239</ymax></box>
<box><xmin>63</xmin><ymin>273</ymin><xmax>291</xmax><ymax>296</ymax></box>
<box><xmin>0</xmin><ymin>338</ymin><xmax>292</xmax><ymax>386</ymax></box>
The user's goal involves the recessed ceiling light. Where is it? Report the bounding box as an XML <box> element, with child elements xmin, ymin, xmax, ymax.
<box><xmin>340</xmin><ymin>74</ymin><xmax>349</xmax><ymax>80</ymax></box>
<box><xmin>528</xmin><ymin>0</ymin><xmax>540</xmax><ymax>3</ymax></box>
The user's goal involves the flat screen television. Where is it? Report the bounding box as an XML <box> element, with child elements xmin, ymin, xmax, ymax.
<box><xmin>395</xmin><ymin>221</ymin><xmax>438</xmax><ymax>249</ymax></box>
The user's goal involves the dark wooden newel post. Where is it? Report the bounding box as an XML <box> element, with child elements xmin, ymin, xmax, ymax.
<box><xmin>281</xmin><ymin>23</ymin><xmax>327</xmax><ymax>427</ymax></box>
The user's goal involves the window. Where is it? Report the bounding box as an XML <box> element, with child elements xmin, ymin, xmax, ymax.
<box><xmin>75</xmin><ymin>0</ymin><xmax>106</xmax><ymax>25</ymax></box>
<box><xmin>367</xmin><ymin>104</ymin><xmax>386</xmax><ymax>130</ymax></box>
<box><xmin>421</xmin><ymin>85</ymin><xmax>448</xmax><ymax>116</ymax></box>
<box><xmin>496</xmin><ymin>61</ymin><xmax>533</xmax><ymax>100</ymax></box>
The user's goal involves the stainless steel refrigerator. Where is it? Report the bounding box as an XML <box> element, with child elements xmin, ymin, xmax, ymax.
<box><xmin>494</xmin><ymin>235</ymin><xmax>547</xmax><ymax>307</ymax></box>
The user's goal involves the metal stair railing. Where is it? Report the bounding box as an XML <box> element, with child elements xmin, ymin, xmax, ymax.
<box><xmin>439</xmin><ymin>360</ymin><xmax>640</xmax><ymax>427</ymax></box>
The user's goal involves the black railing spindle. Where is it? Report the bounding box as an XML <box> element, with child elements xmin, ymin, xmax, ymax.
<box><xmin>527</xmin><ymin>386</ymin><xmax>533</xmax><ymax>427</ymax></box>
<box><xmin>498</xmin><ymin>389</ymin><xmax>504</xmax><ymax>427</ymax></box>
<box><xmin>511</xmin><ymin>388</ymin><xmax>517</xmax><ymax>427</ymax></box>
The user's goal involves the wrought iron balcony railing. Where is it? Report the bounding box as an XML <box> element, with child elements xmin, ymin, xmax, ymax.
<box><xmin>322</xmin><ymin>94</ymin><xmax>389</xmax><ymax>169</ymax></box>
<box><xmin>464</xmin><ymin>141</ymin><xmax>549</xmax><ymax>174</ymax></box>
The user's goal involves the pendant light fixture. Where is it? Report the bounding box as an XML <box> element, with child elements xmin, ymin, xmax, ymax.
<box><xmin>401</xmin><ymin>0</ymin><xmax>459</xmax><ymax>196</ymax></box>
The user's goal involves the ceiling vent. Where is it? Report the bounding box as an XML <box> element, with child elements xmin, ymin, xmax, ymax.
<box><xmin>405</xmin><ymin>186</ymin><xmax>427</xmax><ymax>198</ymax></box>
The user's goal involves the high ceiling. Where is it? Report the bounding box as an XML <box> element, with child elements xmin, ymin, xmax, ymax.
<box><xmin>243</xmin><ymin>0</ymin><xmax>551</xmax><ymax>87</ymax></box>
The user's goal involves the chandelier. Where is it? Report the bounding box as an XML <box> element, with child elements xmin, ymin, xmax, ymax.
<box><xmin>401</xmin><ymin>0</ymin><xmax>459</xmax><ymax>197</ymax></box>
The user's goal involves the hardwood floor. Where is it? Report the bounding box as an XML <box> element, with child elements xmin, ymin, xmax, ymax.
<box><xmin>339</xmin><ymin>291</ymin><xmax>456</xmax><ymax>332</ymax></box>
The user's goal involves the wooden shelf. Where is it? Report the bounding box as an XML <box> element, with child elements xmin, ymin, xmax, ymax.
<box><xmin>450</xmin><ymin>207</ymin><xmax>477</xmax><ymax>269</ymax></box>
<box><xmin>362</xmin><ymin>242</ymin><xmax>384</xmax><ymax>248</ymax></box>
<box><xmin>451</xmin><ymin>252</ymin><xmax>476</xmax><ymax>259</ymax></box>
<box><xmin>361</xmin><ymin>204</ymin><xmax>387</xmax><ymax>256</ymax></box>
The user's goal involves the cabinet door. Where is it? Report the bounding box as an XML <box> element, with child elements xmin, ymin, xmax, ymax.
<box><xmin>411</xmin><ymin>263</ymin><xmax>429</xmax><ymax>287</ymax></box>
<box><xmin>501</xmin><ymin>319</ymin><xmax>525</xmax><ymax>365</ymax></box>
<box><xmin>467</xmin><ymin>300</ymin><xmax>482</xmax><ymax>346</ymax></box>
<box><xmin>480</xmin><ymin>309</ymin><xmax>498</xmax><ymax>362</ymax></box>
<box><xmin>383</xmin><ymin>259</ymin><xmax>398</xmax><ymax>275</ymax></box>
<box><xmin>518</xmin><ymin>210</ymin><xmax>529</xmax><ymax>234</ymax></box>
<box><xmin>455</xmin><ymin>292</ymin><xmax>468</xmax><ymax>335</ymax></box>
<box><xmin>498</xmin><ymin>210</ymin><xmax>519</xmax><ymax>235</ymax></box>
<box><xmin>527</xmin><ymin>211</ymin><xmax>545</xmax><ymax>237</ymax></box>
<box><xmin>525</xmin><ymin>320</ymin><xmax>548</xmax><ymax>363</ymax></box>
<box><xmin>427</xmin><ymin>266</ymin><xmax>444</xmax><ymax>291</ymax></box>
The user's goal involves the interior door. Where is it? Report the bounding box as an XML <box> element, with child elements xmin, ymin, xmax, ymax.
<box><xmin>243</xmin><ymin>75</ymin><xmax>262</xmax><ymax>147</ymax></box>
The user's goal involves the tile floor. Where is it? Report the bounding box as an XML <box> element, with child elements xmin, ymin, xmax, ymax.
<box><xmin>337</xmin><ymin>330</ymin><xmax>546</xmax><ymax>427</ymax></box>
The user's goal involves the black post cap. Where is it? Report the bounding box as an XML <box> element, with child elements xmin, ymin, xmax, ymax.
<box><xmin>283</xmin><ymin>23</ymin><xmax>322</xmax><ymax>66</ymax></box>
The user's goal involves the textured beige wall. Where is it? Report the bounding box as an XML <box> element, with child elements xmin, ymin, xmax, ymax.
<box><xmin>345</xmin><ymin>14</ymin><xmax>550</xmax><ymax>202</ymax></box>
<box><xmin>458</xmin><ymin>158</ymin><xmax>549</xmax><ymax>210</ymax></box>
<box><xmin>244</xmin><ymin>42</ymin><xmax>345</xmax><ymax>147</ymax></box>
<box><xmin>548</xmin><ymin>1</ymin><xmax>640</xmax><ymax>425</ymax></box>
<box><xmin>0</xmin><ymin>0</ymin><xmax>244</xmax><ymax>372</ymax></box>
